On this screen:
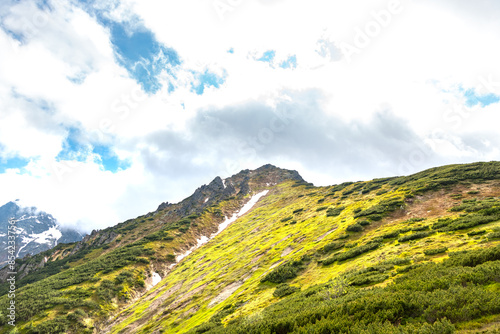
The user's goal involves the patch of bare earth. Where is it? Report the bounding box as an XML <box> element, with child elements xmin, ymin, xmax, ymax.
<box><xmin>101</xmin><ymin>281</ymin><xmax>183</xmax><ymax>333</ymax></box>
<box><xmin>251</xmin><ymin>252</ymin><xmax>266</xmax><ymax>263</ymax></box>
<box><xmin>209</xmin><ymin>281</ymin><xmax>243</xmax><ymax>307</ymax></box>
<box><xmin>390</xmin><ymin>182</ymin><xmax>500</xmax><ymax>223</ymax></box>
<box><xmin>315</xmin><ymin>228</ymin><xmax>337</xmax><ymax>241</ymax></box>
<box><xmin>166</xmin><ymin>283</ymin><xmax>209</xmax><ymax>311</ymax></box>
<box><xmin>281</xmin><ymin>246</ymin><xmax>294</xmax><ymax>257</ymax></box>
<box><xmin>271</xmin><ymin>234</ymin><xmax>292</xmax><ymax>247</ymax></box>
<box><xmin>364</xmin><ymin>182</ymin><xmax>500</xmax><ymax>234</ymax></box>
<box><xmin>114</xmin><ymin>282</ymin><xmax>210</xmax><ymax>333</ymax></box>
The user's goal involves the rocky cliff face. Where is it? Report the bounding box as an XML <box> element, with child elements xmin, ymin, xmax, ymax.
<box><xmin>155</xmin><ymin>164</ymin><xmax>304</xmax><ymax>219</ymax></box>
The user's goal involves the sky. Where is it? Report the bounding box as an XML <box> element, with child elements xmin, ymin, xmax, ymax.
<box><xmin>0</xmin><ymin>0</ymin><xmax>500</xmax><ymax>232</ymax></box>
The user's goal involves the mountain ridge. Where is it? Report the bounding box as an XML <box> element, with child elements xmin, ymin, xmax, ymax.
<box><xmin>1</xmin><ymin>162</ymin><xmax>500</xmax><ymax>333</ymax></box>
<box><xmin>0</xmin><ymin>164</ymin><xmax>302</xmax><ymax>282</ymax></box>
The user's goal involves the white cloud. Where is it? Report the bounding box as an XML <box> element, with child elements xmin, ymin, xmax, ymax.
<box><xmin>1</xmin><ymin>0</ymin><xmax>500</xmax><ymax>232</ymax></box>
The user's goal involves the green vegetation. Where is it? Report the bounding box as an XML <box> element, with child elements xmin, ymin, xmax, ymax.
<box><xmin>382</xmin><ymin>230</ymin><xmax>402</xmax><ymax>239</ymax></box>
<box><xmin>398</xmin><ymin>231</ymin><xmax>433</xmax><ymax>243</ymax></box>
<box><xmin>323</xmin><ymin>241</ymin><xmax>381</xmax><ymax>265</ymax></box>
<box><xmin>346</xmin><ymin>223</ymin><xmax>363</xmax><ymax>232</ymax></box>
<box><xmin>326</xmin><ymin>206</ymin><xmax>345</xmax><ymax>217</ymax></box>
<box><xmin>320</xmin><ymin>241</ymin><xmax>345</xmax><ymax>254</ymax></box>
<box><xmin>2</xmin><ymin>161</ymin><xmax>500</xmax><ymax>333</ymax></box>
<box><xmin>433</xmin><ymin>198</ymin><xmax>500</xmax><ymax>232</ymax></box>
<box><xmin>273</xmin><ymin>284</ymin><xmax>300</xmax><ymax>298</ymax></box>
<box><xmin>191</xmin><ymin>244</ymin><xmax>500</xmax><ymax>334</ymax></box>
<box><xmin>489</xmin><ymin>231</ymin><xmax>500</xmax><ymax>240</ymax></box>
<box><xmin>261</xmin><ymin>257</ymin><xmax>310</xmax><ymax>284</ymax></box>
<box><xmin>424</xmin><ymin>246</ymin><xmax>448</xmax><ymax>256</ymax></box>
<box><xmin>354</xmin><ymin>196</ymin><xmax>405</xmax><ymax>220</ymax></box>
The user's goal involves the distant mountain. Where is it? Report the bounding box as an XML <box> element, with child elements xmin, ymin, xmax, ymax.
<box><xmin>0</xmin><ymin>201</ymin><xmax>83</xmax><ymax>268</ymax></box>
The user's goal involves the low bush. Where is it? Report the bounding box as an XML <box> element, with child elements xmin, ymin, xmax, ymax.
<box><xmin>273</xmin><ymin>284</ymin><xmax>300</xmax><ymax>298</ymax></box>
<box><xmin>323</xmin><ymin>241</ymin><xmax>381</xmax><ymax>265</ymax></box>
<box><xmin>467</xmin><ymin>230</ymin><xmax>486</xmax><ymax>237</ymax></box>
<box><xmin>488</xmin><ymin>231</ymin><xmax>500</xmax><ymax>240</ymax></box>
<box><xmin>326</xmin><ymin>206</ymin><xmax>345</xmax><ymax>217</ymax></box>
<box><xmin>382</xmin><ymin>230</ymin><xmax>401</xmax><ymax>239</ymax></box>
<box><xmin>354</xmin><ymin>197</ymin><xmax>405</xmax><ymax>219</ymax></box>
<box><xmin>349</xmin><ymin>272</ymin><xmax>389</xmax><ymax>286</ymax></box>
<box><xmin>346</xmin><ymin>223</ymin><xmax>363</xmax><ymax>232</ymax></box>
<box><xmin>261</xmin><ymin>257</ymin><xmax>309</xmax><ymax>284</ymax></box>
<box><xmin>424</xmin><ymin>247</ymin><xmax>448</xmax><ymax>256</ymax></box>
<box><xmin>411</xmin><ymin>225</ymin><xmax>430</xmax><ymax>232</ymax></box>
<box><xmin>398</xmin><ymin>231</ymin><xmax>432</xmax><ymax>243</ymax></box>
<box><xmin>321</xmin><ymin>241</ymin><xmax>345</xmax><ymax>254</ymax></box>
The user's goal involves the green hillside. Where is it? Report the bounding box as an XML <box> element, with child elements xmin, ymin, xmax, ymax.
<box><xmin>1</xmin><ymin>162</ymin><xmax>500</xmax><ymax>333</ymax></box>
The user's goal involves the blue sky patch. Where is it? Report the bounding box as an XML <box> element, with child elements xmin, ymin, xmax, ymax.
<box><xmin>257</xmin><ymin>50</ymin><xmax>276</xmax><ymax>63</ymax></box>
<box><xmin>0</xmin><ymin>156</ymin><xmax>30</xmax><ymax>173</ymax></box>
<box><xmin>75</xmin><ymin>0</ymin><xmax>181</xmax><ymax>94</ymax></box>
<box><xmin>191</xmin><ymin>70</ymin><xmax>226</xmax><ymax>95</ymax></box>
<box><xmin>56</xmin><ymin>127</ymin><xmax>89</xmax><ymax>162</ymax></box>
<box><xmin>108</xmin><ymin>22</ymin><xmax>180</xmax><ymax>94</ymax></box>
<box><xmin>56</xmin><ymin>127</ymin><xmax>130</xmax><ymax>172</ymax></box>
<box><xmin>92</xmin><ymin>145</ymin><xmax>131</xmax><ymax>172</ymax></box>
<box><xmin>280</xmin><ymin>55</ymin><xmax>297</xmax><ymax>69</ymax></box>
<box><xmin>463</xmin><ymin>89</ymin><xmax>500</xmax><ymax>107</ymax></box>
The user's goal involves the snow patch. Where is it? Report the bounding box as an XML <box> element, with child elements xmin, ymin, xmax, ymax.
<box><xmin>173</xmin><ymin>190</ymin><xmax>269</xmax><ymax>264</ymax></box>
<box><xmin>30</xmin><ymin>226</ymin><xmax>62</xmax><ymax>245</ymax></box>
<box><xmin>175</xmin><ymin>248</ymin><xmax>193</xmax><ymax>262</ymax></box>
<box><xmin>175</xmin><ymin>235</ymin><xmax>210</xmax><ymax>262</ymax></box>
<box><xmin>152</xmin><ymin>272</ymin><xmax>162</xmax><ymax>286</ymax></box>
<box><xmin>16</xmin><ymin>240</ymin><xmax>31</xmax><ymax>257</ymax></box>
<box><xmin>222</xmin><ymin>178</ymin><xmax>227</xmax><ymax>188</ymax></box>
<box><xmin>16</xmin><ymin>215</ymin><xmax>39</xmax><ymax>222</ymax></box>
<box><xmin>197</xmin><ymin>235</ymin><xmax>209</xmax><ymax>246</ymax></box>
<box><xmin>214</xmin><ymin>190</ymin><xmax>268</xmax><ymax>237</ymax></box>
<box><xmin>204</xmin><ymin>198</ymin><xmax>209</xmax><ymax>203</ymax></box>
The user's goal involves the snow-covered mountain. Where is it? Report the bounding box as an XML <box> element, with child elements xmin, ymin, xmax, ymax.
<box><xmin>0</xmin><ymin>200</ymin><xmax>83</xmax><ymax>268</ymax></box>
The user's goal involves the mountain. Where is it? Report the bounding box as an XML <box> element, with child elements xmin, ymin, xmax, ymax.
<box><xmin>0</xmin><ymin>201</ymin><xmax>83</xmax><ymax>269</ymax></box>
<box><xmin>1</xmin><ymin>162</ymin><xmax>500</xmax><ymax>333</ymax></box>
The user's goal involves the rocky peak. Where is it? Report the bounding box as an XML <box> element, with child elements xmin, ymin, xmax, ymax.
<box><xmin>154</xmin><ymin>164</ymin><xmax>304</xmax><ymax>219</ymax></box>
<box><xmin>227</xmin><ymin>164</ymin><xmax>304</xmax><ymax>190</ymax></box>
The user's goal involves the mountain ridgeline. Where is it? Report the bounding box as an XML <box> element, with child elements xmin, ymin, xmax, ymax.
<box><xmin>1</xmin><ymin>162</ymin><xmax>500</xmax><ymax>333</ymax></box>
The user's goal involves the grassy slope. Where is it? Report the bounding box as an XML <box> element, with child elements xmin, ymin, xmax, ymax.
<box><xmin>107</xmin><ymin>163</ymin><xmax>500</xmax><ymax>333</ymax></box>
<box><xmin>1</xmin><ymin>162</ymin><xmax>500</xmax><ymax>333</ymax></box>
